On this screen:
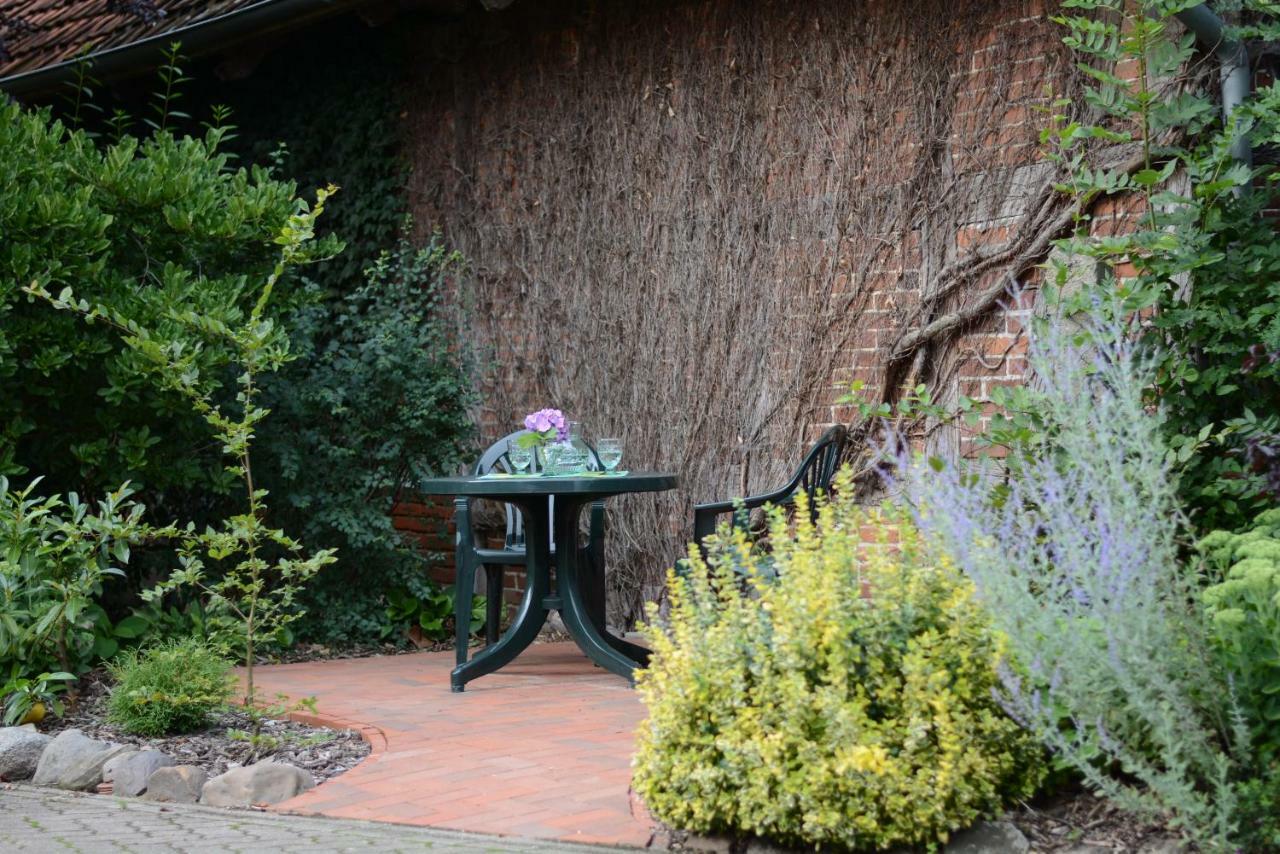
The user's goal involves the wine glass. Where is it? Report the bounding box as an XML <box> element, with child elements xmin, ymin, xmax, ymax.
<box><xmin>507</xmin><ymin>440</ymin><xmax>533</xmax><ymax>475</ymax></box>
<box><xmin>597</xmin><ymin>438</ymin><xmax>623</xmax><ymax>472</ymax></box>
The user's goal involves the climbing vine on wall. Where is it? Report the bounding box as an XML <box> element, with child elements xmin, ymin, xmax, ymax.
<box><xmin>403</xmin><ymin>0</ymin><xmax>1114</xmax><ymax>625</ymax></box>
<box><xmin>206</xmin><ymin>24</ymin><xmax>408</xmax><ymax>293</ymax></box>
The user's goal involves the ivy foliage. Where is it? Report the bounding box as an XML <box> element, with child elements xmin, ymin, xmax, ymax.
<box><xmin>208</xmin><ymin>22</ymin><xmax>407</xmax><ymax>296</ymax></box>
<box><xmin>257</xmin><ymin>231</ymin><xmax>477</xmax><ymax>646</ymax></box>
<box><xmin>1044</xmin><ymin>0</ymin><xmax>1280</xmax><ymax>532</ymax></box>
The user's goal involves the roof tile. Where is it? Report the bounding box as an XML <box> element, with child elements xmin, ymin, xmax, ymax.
<box><xmin>0</xmin><ymin>0</ymin><xmax>265</xmax><ymax>80</ymax></box>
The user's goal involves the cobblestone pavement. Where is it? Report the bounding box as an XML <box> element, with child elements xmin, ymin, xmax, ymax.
<box><xmin>0</xmin><ymin>786</ymin><xmax>630</xmax><ymax>853</ymax></box>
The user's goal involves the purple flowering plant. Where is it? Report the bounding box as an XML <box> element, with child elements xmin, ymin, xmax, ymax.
<box><xmin>517</xmin><ymin>408</ymin><xmax>568</xmax><ymax>449</ymax></box>
<box><xmin>900</xmin><ymin>300</ymin><xmax>1245</xmax><ymax>847</ymax></box>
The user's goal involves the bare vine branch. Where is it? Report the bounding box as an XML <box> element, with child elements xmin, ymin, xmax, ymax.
<box><xmin>407</xmin><ymin>0</ymin><xmax>1097</xmax><ymax>625</ymax></box>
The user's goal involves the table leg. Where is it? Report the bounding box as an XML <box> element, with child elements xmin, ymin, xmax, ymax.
<box><xmin>555</xmin><ymin>497</ymin><xmax>649</xmax><ymax>684</ymax></box>
<box><xmin>601</xmin><ymin>630</ymin><xmax>651</xmax><ymax>665</ymax></box>
<box><xmin>578</xmin><ymin>537</ymin><xmax>651</xmax><ymax>666</ymax></box>
<box><xmin>450</xmin><ymin>498</ymin><xmax>551</xmax><ymax>692</ymax></box>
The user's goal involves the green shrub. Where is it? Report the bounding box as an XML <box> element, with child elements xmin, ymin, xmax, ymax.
<box><xmin>1232</xmin><ymin>766</ymin><xmax>1280</xmax><ymax>853</ymax></box>
<box><xmin>0</xmin><ymin>99</ymin><xmax>331</xmax><ymax>505</ymax></box>
<box><xmin>0</xmin><ymin>477</ymin><xmax>158</xmax><ymax>679</ymax></box>
<box><xmin>1200</xmin><ymin>508</ymin><xmax>1280</xmax><ymax>762</ymax></box>
<box><xmin>39</xmin><ymin>187</ymin><xmax>344</xmax><ymax>707</ymax></box>
<box><xmin>257</xmin><ymin>229</ymin><xmax>476</xmax><ymax>646</ymax></box>
<box><xmin>107</xmin><ymin>638</ymin><xmax>233</xmax><ymax>736</ymax></box>
<box><xmin>634</xmin><ymin>476</ymin><xmax>1045</xmax><ymax>851</ymax></box>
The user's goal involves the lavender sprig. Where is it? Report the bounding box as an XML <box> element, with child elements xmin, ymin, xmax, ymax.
<box><xmin>907</xmin><ymin>302</ymin><xmax>1243</xmax><ymax>849</ymax></box>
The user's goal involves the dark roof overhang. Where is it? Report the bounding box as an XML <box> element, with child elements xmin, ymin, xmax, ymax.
<box><xmin>1</xmin><ymin>0</ymin><xmax>348</xmax><ymax>98</ymax></box>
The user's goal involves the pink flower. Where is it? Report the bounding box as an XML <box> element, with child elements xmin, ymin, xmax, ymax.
<box><xmin>523</xmin><ymin>408</ymin><xmax>567</xmax><ymax>440</ymax></box>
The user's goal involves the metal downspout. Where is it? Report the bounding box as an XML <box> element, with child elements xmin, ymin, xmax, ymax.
<box><xmin>1174</xmin><ymin>3</ymin><xmax>1253</xmax><ymax>169</ymax></box>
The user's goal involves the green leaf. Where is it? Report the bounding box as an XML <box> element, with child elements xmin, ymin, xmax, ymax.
<box><xmin>113</xmin><ymin>615</ymin><xmax>150</xmax><ymax>639</ymax></box>
<box><xmin>93</xmin><ymin>636</ymin><xmax>119</xmax><ymax>660</ymax></box>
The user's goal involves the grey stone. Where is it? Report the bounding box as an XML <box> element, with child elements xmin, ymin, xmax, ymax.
<box><xmin>1137</xmin><ymin>838</ymin><xmax>1187</xmax><ymax>854</ymax></box>
<box><xmin>683</xmin><ymin>834</ymin><xmax>734</xmax><ymax>854</ymax></box>
<box><xmin>3</xmin><ymin>785</ymin><xmax>626</xmax><ymax>852</ymax></box>
<box><xmin>31</xmin><ymin>728</ymin><xmax>131</xmax><ymax>790</ymax></box>
<box><xmin>199</xmin><ymin>761</ymin><xmax>315</xmax><ymax>807</ymax></box>
<box><xmin>103</xmin><ymin>748</ymin><xmax>176</xmax><ymax>797</ymax></box>
<box><xmin>945</xmin><ymin>821</ymin><xmax>1030</xmax><ymax>854</ymax></box>
<box><xmin>744</xmin><ymin>840</ymin><xmax>794</xmax><ymax>853</ymax></box>
<box><xmin>0</xmin><ymin>726</ymin><xmax>51</xmax><ymax>780</ymax></box>
<box><xmin>142</xmin><ymin>765</ymin><xmax>208</xmax><ymax>804</ymax></box>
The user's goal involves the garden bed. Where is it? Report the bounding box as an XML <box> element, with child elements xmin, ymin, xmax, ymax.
<box><xmin>258</xmin><ymin>640</ymin><xmax>449</xmax><ymax>665</ymax></box>
<box><xmin>663</xmin><ymin>791</ymin><xmax>1178</xmax><ymax>853</ymax></box>
<box><xmin>43</xmin><ymin>670</ymin><xmax>370</xmax><ymax>785</ymax></box>
<box><xmin>259</xmin><ymin>622</ymin><xmax>571</xmax><ymax>666</ymax></box>
<box><xmin>1008</xmin><ymin>791</ymin><xmax>1175</xmax><ymax>852</ymax></box>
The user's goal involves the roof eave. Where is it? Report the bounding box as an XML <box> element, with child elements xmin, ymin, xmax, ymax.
<box><xmin>1</xmin><ymin>0</ymin><xmax>348</xmax><ymax>99</ymax></box>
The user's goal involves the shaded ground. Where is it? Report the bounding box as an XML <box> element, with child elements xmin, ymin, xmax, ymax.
<box><xmin>1009</xmin><ymin>790</ymin><xmax>1175</xmax><ymax>852</ymax></box>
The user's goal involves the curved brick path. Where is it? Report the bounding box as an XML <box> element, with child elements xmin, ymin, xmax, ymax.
<box><xmin>254</xmin><ymin>642</ymin><xmax>655</xmax><ymax>849</ymax></box>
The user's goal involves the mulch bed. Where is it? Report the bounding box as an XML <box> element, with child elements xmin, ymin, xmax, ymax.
<box><xmin>1009</xmin><ymin>789</ymin><xmax>1177</xmax><ymax>851</ymax></box>
<box><xmin>44</xmin><ymin>670</ymin><xmax>371</xmax><ymax>784</ymax></box>
<box><xmin>660</xmin><ymin>789</ymin><xmax>1180</xmax><ymax>852</ymax></box>
<box><xmin>257</xmin><ymin>640</ymin><xmax>450</xmax><ymax>665</ymax></box>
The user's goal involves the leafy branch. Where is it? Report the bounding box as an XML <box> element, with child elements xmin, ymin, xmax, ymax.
<box><xmin>25</xmin><ymin>186</ymin><xmax>342</xmax><ymax>706</ymax></box>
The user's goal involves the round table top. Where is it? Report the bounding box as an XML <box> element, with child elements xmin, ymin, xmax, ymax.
<box><xmin>419</xmin><ymin>472</ymin><xmax>678</xmax><ymax>498</ymax></box>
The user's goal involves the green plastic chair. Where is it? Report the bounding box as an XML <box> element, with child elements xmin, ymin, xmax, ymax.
<box><xmin>692</xmin><ymin>425</ymin><xmax>848</xmax><ymax>555</ymax></box>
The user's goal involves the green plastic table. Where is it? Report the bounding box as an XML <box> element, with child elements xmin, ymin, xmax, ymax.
<box><xmin>419</xmin><ymin>472</ymin><xmax>678</xmax><ymax>692</ymax></box>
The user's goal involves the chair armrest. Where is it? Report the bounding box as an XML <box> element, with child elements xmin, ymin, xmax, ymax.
<box><xmin>694</xmin><ymin>488</ymin><xmax>793</xmax><ymax>519</ymax></box>
<box><xmin>693</xmin><ymin>499</ymin><xmax>753</xmax><ymax>552</ymax></box>
<box><xmin>693</xmin><ymin>485</ymin><xmax>797</xmax><ymax>552</ymax></box>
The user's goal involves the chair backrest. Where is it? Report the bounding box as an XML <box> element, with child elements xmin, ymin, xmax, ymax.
<box><xmin>473</xmin><ymin>430</ymin><xmax>533</xmax><ymax>550</ymax></box>
<box><xmin>473</xmin><ymin>430</ymin><xmax>528</xmax><ymax>476</ymax></box>
<box><xmin>788</xmin><ymin>425</ymin><xmax>849</xmax><ymax>518</ymax></box>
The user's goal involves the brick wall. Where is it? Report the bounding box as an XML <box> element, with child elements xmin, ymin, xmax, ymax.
<box><xmin>392</xmin><ymin>495</ymin><xmax>532</xmax><ymax>607</ymax></box>
<box><xmin>390</xmin><ymin>497</ymin><xmax>456</xmax><ymax>586</ymax></box>
<box><xmin>392</xmin><ymin>0</ymin><xmax>1108</xmax><ymax>613</ymax></box>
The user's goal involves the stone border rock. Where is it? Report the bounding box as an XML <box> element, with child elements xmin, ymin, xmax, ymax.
<box><xmin>0</xmin><ymin>724</ymin><xmax>50</xmax><ymax>780</ymax></box>
<box><xmin>1</xmin><ymin>726</ymin><xmax>319</xmax><ymax>809</ymax></box>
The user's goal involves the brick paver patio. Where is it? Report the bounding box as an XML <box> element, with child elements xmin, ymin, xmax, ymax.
<box><xmin>253</xmin><ymin>641</ymin><xmax>655</xmax><ymax>849</ymax></box>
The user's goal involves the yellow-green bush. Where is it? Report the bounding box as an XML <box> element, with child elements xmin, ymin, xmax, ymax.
<box><xmin>634</xmin><ymin>473</ymin><xmax>1045</xmax><ymax>851</ymax></box>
